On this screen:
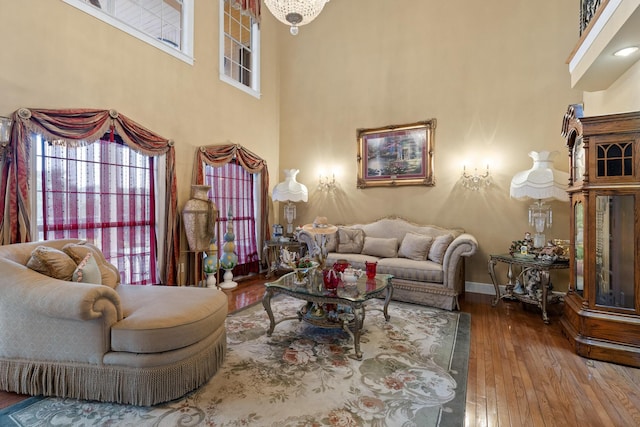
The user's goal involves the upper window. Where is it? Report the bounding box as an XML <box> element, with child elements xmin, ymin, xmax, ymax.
<box><xmin>219</xmin><ymin>0</ymin><xmax>261</xmax><ymax>98</ymax></box>
<box><xmin>63</xmin><ymin>0</ymin><xmax>194</xmax><ymax>64</ymax></box>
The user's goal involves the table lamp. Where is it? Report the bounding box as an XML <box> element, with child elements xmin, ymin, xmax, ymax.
<box><xmin>510</xmin><ymin>151</ymin><xmax>569</xmax><ymax>248</ymax></box>
<box><xmin>272</xmin><ymin>169</ymin><xmax>309</xmax><ymax>235</ymax></box>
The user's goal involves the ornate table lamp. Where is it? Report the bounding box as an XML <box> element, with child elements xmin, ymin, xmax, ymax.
<box><xmin>272</xmin><ymin>169</ymin><xmax>309</xmax><ymax>236</ymax></box>
<box><xmin>510</xmin><ymin>151</ymin><xmax>569</xmax><ymax>248</ymax></box>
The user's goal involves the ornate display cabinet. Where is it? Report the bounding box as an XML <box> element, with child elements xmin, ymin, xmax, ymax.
<box><xmin>560</xmin><ymin>106</ymin><xmax>640</xmax><ymax>367</ymax></box>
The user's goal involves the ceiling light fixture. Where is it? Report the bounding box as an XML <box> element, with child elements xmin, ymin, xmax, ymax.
<box><xmin>614</xmin><ymin>46</ymin><xmax>638</xmax><ymax>57</ymax></box>
<box><xmin>264</xmin><ymin>0</ymin><xmax>330</xmax><ymax>35</ymax></box>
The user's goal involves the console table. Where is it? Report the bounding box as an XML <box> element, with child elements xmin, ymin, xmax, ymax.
<box><xmin>488</xmin><ymin>253</ymin><xmax>568</xmax><ymax>324</ymax></box>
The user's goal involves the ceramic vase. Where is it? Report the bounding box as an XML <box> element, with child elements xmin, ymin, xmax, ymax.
<box><xmin>183</xmin><ymin>185</ymin><xmax>217</xmax><ymax>251</ymax></box>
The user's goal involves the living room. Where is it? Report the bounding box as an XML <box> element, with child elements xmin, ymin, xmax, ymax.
<box><xmin>1</xmin><ymin>0</ymin><xmax>640</xmax><ymax>425</ymax></box>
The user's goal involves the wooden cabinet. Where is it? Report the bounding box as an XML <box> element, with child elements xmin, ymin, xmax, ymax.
<box><xmin>560</xmin><ymin>107</ymin><xmax>640</xmax><ymax>367</ymax></box>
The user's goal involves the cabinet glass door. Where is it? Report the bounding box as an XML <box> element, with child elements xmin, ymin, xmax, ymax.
<box><xmin>574</xmin><ymin>201</ymin><xmax>584</xmax><ymax>296</ymax></box>
<box><xmin>594</xmin><ymin>195</ymin><xmax>635</xmax><ymax>309</ymax></box>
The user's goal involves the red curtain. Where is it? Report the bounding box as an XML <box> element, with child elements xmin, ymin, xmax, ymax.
<box><xmin>1</xmin><ymin>108</ymin><xmax>179</xmax><ymax>285</ymax></box>
<box><xmin>194</xmin><ymin>144</ymin><xmax>271</xmax><ymax>261</ymax></box>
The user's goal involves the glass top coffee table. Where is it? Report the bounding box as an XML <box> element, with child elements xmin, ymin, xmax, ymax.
<box><xmin>262</xmin><ymin>270</ymin><xmax>394</xmax><ymax>360</ymax></box>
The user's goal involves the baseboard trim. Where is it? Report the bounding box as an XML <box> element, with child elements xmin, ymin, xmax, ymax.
<box><xmin>465</xmin><ymin>281</ymin><xmax>501</xmax><ymax>296</ymax></box>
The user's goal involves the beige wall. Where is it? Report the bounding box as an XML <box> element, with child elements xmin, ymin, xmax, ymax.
<box><xmin>583</xmin><ymin>60</ymin><xmax>640</xmax><ymax>115</ymax></box>
<box><xmin>1</xmin><ymin>1</ymin><xmax>588</xmax><ymax>287</ymax></box>
<box><xmin>276</xmin><ymin>0</ymin><xmax>582</xmax><ymax>284</ymax></box>
<box><xmin>0</xmin><ymin>1</ymin><xmax>281</xmax><ymax>215</ymax></box>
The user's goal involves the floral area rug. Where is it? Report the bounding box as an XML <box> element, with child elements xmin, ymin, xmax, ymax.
<box><xmin>0</xmin><ymin>297</ymin><xmax>470</xmax><ymax>427</ymax></box>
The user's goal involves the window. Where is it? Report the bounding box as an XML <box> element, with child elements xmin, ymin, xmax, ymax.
<box><xmin>204</xmin><ymin>161</ymin><xmax>260</xmax><ymax>276</ymax></box>
<box><xmin>63</xmin><ymin>0</ymin><xmax>194</xmax><ymax>64</ymax></box>
<box><xmin>35</xmin><ymin>134</ymin><xmax>158</xmax><ymax>285</ymax></box>
<box><xmin>220</xmin><ymin>0</ymin><xmax>261</xmax><ymax>97</ymax></box>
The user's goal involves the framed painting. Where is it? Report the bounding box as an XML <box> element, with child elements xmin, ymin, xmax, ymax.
<box><xmin>357</xmin><ymin>119</ymin><xmax>436</xmax><ymax>188</ymax></box>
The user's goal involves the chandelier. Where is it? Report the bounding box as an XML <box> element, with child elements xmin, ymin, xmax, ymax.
<box><xmin>264</xmin><ymin>0</ymin><xmax>330</xmax><ymax>35</ymax></box>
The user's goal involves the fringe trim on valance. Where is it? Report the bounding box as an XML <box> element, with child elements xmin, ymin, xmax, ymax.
<box><xmin>0</xmin><ymin>332</ymin><xmax>226</xmax><ymax>406</ymax></box>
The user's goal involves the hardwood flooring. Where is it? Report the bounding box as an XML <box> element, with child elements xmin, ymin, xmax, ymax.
<box><xmin>2</xmin><ymin>275</ymin><xmax>640</xmax><ymax>427</ymax></box>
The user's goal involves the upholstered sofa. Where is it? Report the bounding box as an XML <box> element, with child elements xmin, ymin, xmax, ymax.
<box><xmin>299</xmin><ymin>217</ymin><xmax>478</xmax><ymax>310</ymax></box>
<box><xmin>0</xmin><ymin>239</ymin><xmax>227</xmax><ymax>406</ymax></box>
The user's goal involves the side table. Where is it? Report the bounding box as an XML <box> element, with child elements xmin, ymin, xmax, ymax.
<box><xmin>488</xmin><ymin>253</ymin><xmax>568</xmax><ymax>324</ymax></box>
<box><xmin>262</xmin><ymin>240</ymin><xmax>304</xmax><ymax>278</ymax></box>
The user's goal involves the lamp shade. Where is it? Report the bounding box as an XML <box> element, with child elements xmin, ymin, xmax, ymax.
<box><xmin>510</xmin><ymin>151</ymin><xmax>569</xmax><ymax>201</ymax></box>
<box><xmin>272</xmin><ymin>169</ymin><xmax>308</xmax><ymax>202</ymax></box>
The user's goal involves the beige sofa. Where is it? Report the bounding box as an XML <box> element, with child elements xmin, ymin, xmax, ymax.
<box><xmin>299</xmin><ymin>217</ymin><xmax>478</xmax><ymax>310</ymax></box>
<box><xmin>0</xmin><ymin>239</ymin><xmax>227</xmax><ymax>406</ymax></box>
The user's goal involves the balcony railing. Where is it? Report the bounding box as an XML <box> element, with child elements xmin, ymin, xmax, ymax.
<box><xmin>580</xmin><ymin>0</ymin><xmax>604</xmax><ymax>34</ymax></box>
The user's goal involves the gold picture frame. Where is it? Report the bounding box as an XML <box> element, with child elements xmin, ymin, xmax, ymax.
<box><xmin>357</xmin><ymin>119</ymin><xmax>436</xmax><ymax>188</ymax></box>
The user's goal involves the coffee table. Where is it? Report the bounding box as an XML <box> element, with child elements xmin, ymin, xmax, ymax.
<box><xmin>262</xmin><ymin>270</ymin><xmax>394</xmax><ymax>360</ymax></box>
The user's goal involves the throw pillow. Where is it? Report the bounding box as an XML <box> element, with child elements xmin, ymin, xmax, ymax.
<box><xmin>361</xmin><ymin>237</ymin><xmax>398</xmax><ymax>258</ymax></box>
<box><xmin>428</xmin><ymin>234</ymin><xmax>455</xmax><ymax>264</ymax></box>
<box><xmin>337</xmin><ymin>227</ymin><xmax>365</xmax><ymax>253</ymax></box>
<box><xmin>324</xmin><ymin>232</ymin><xmax>338</xmax><ymax>253</ymax></box>
<box><xmin>63</xmin><ymin>242</ymin><xmax>119</xmax><ymax>288</ymax></box>
<box><xmin>398</xmin><ymin>232</ymin><xmax>434</xmax><ymax>261</ymax></box>
<box><xmin>72</xmin><ymin>252</ymin><xmax>103</xmax><ymax>284</ymax></box>
<box><xmin>26</xmin><ymin>246</ymin><xmax>77</xmax><ymax>281</ymax></box>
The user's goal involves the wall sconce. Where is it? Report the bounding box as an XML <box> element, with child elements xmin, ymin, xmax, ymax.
<box><xmin>461</xmin><ymin>164</ymin><xmax>491</xmax><ymax>190</ymax></box>
<box><xmin>0</xmin><ymin>116</ymin><xmax>12</xmax><ymax>146</ymax></box>
<box><xmin>318</xmin><ymin>173</ymin><xmax>336</xmax><ymax>192</ymax></box>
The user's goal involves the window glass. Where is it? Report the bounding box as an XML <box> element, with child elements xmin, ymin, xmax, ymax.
<box><xmin>220</xmin><ymin>0</ymin><xmax>261</xmax><ymax>97</ymax></box>
<box><xmin>64</xmin><ymin>0</ymin><xmax>194</xmax><ymax>63</ymax></box>
<box><xmin>35</xmin><ymin>134</ymin><xmax>158</xmax><ymax>284</ymax></box>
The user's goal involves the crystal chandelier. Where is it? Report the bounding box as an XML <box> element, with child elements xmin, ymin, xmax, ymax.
<box><xmin>264</xmin><ymin>0</ymin><xmax>330</xmax><ymax>35</ymax></box>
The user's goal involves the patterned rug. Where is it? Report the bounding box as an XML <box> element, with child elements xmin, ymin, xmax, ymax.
<box><xmin>0</xmin><ymin>297</ymin><xmax>470</xmax><ymax>427</ymax></box>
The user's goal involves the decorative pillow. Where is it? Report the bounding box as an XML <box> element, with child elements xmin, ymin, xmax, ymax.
<box><xmin>63</xmin><ymin>242</ymin><xmax>119</xmax><ymax>288</ymax></box>
<box><xmin>26</xmin><ymin>246</ymin><xmax>77</xmax><ymax>281</ymax></box>
<box><xmin>428</xmin><ymin>234</ymin><xmax>455</xmax><ymax>264</ymax></box>
<box><xmin>398</xmin><ymin>232</ymin><xmax>434</xmax><ymax>261</ymax></box>
<box><xmin>72</xmin><ymin>252</ymin><xmax>103</xmax><ymax>284</ymax></box>
<box><xmin>361</xmin><ymin>237</ymin><xmax>398</xmax><ymax>258</ymax></box>
<box><xmin>337</xmin><ymin>227</ymin><xmax>365</xmax><ymax>253</ymax></box>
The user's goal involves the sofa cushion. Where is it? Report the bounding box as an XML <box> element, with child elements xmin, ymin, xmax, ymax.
<box><xmin>72</xmin><ymin>252</ymin><xmax>102</xmax><ymax>284</ymax></box>
<box><xmin>111</xmin><ymin>285</ymin><xmax>227</xmax><ymax>353</ymax></box>
<box><xmin>362</xmin><ymin>237</ymin><xmax>398</xmax><ymax>258</ymax></box>
<box><xmin>324</xmin><ymin>232</ymin><xmax>338</xmax><ymax>252</ymax></box>
<box><xmin>63</xmin><ymin>242</ymin><xmax>120</xmax><ymax>288</ymax></box>
<box><xmin>377</xmin><ymin>258</ymin><xmax>444</xmax><ymax>283</ymax></box>
<box><xmin>398</xmin><ymin>232</ymin><xmax>434</xmax><ymax>261</ymax></box>
<box><xmin>337</xmin><ymin>227</ymin><xmax>365</xmax><ymax>253</ymax></box>
<box><xmin>26</xmin><ymin>246</ymin><xmax>77</xmax><ymax>281</ymax></box>
<box><xmin>428</xmin><ymin>234</ymin><xmax>455</xmax><ymax>264</ymax></box>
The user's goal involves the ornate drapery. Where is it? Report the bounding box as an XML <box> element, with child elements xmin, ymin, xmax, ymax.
<box><xmin>193</xmin><ymin>143</ymin><xmax>270</xmax><ymax>253</ymax></box>
<box><xmin>228</xmin><ymin>0</ymin><xmax>261</xmax><ymax>23</ymax></box>
<box><xmin>0</xmin><ymin>108</ymin><xmax>180</xmax><ymax>285</ymax></box>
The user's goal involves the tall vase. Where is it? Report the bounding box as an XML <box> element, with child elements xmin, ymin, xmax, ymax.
<box><xmin>183</xmin><ymin>185</ymin><xmax>217</xmax><ymax>252</ymax></box>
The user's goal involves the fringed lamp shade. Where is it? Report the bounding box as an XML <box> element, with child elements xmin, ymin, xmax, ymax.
<box><xmin>510</xmin><ymin>151</ymin><xmax>569</xmax><ymax>248</ymax></box>
<box><xmin>272</xmin><ymin>169</ymin><xmax>308</xmax><ymax>234</ymax></box>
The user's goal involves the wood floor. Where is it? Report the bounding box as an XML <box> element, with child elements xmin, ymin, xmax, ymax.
<box><xmin>2</xmin><ymin>275</ymin><xmax>640</xmax><ymax>427</ymax></box>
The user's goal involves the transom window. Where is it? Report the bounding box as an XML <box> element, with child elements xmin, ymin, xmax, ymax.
<box><xmin>64</xmin><ymin>0</ymin><xmax>194</xmax><ymax>64</ymax></box>
<box><xmin>220</xmin><ymin>0</ymin><xmax>261</xmax><ymax>98</ymax></box>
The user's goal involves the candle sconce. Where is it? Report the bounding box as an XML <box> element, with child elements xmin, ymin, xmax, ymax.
<box><xmin>461</xmin><ymin>164</ymin><xmax>491</xmax><ymax>190</ymax></box>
